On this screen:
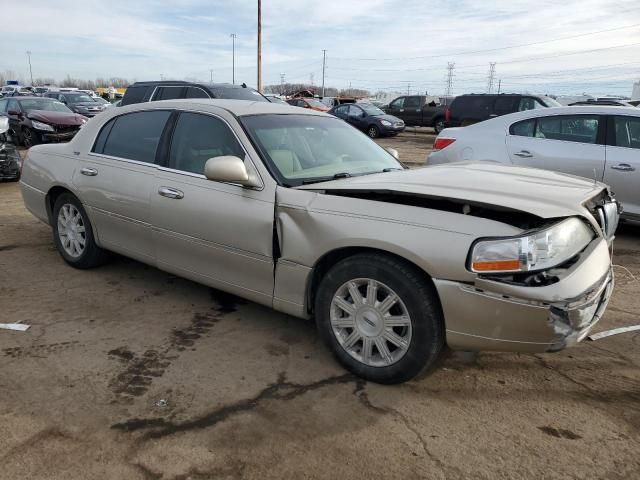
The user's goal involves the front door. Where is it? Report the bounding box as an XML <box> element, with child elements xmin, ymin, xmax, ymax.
<box><xmin>151</xmin><ymin>111</ymin><xmax>275</xmax><ymax>306</ymax></box>
<box><xmin>604</xmin><ymin>115</ymin><xmax>640</xmax><ymax>217</ymax></box>
<box><xmin>506</xmin><ymin>114</ymin><xmax>606</xmax><ymax>180</ymax></box>
<box><xmin>73</xmin><ymin>109</ymin><xmax>171</xmax><ymax>264</ymax></box>
<box><xmin>402</xmin><ymin>96</ymin><xmax>423</xmax><ymax>126</ymax></box>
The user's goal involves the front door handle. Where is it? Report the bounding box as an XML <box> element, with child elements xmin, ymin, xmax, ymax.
<box><xmin>611</xmin><ymin>163</ymin><xmax>635</xmax><ymax>172</ymax></box>
<box><xmin>158</xmin><ymin>186</ymin><xmax>184</xmax><ymax>199</ymax></box>
<box><xmin>80</xmin><ymin>167</ymin><xmax>98</xmax><ymax>176</ymax></box>
<box><xmin>513</xmin><ymin>150</ymin><xmax>533</xmax><ymax>158</ymax></box>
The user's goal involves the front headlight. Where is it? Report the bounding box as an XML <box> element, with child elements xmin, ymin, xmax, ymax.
<box><xmin>380</xmin><ymin>120</ymin><xmax>392</xmax><ymax>126</ymax></box>
<box><xmin>31</xmin><ymin>120</ymin><xmax>54</xmax><ymax>132</ymax></box>
<box><xmin>469</xmin><ymin>217</ymin><xmax>594</xmax><ymax>273</ymax></box>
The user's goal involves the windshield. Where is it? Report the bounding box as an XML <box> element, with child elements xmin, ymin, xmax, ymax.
<box><xmin>19</xmin><ymin>99</ymin><xmax>72</xmax><ymax>113</ymax></box>
<box><xmin>93</xmin><ymin>97</ymin><xmax>108</xmax><ymax>104</ymax></box>
<box><xmin>242</xmin><ymin>114</ymin><xmax>403</xmax><ymax>186</ymax></box>
<box><xmin>267</xmin><ymin>96</ymin><xmax>288</xmax><ymax>105</ymax></box>
<box><xmin>65</xmin><ymin>94</ymin><xmax>93</xmax><ymax>104</ymax></box>
<box><xmin>210</xmin><ymin>86</ymin><xmax>269</xmax><ymax>102</ymax></box>
<box><xmin>34</xmin><ymin>87</ymin><xmax>48</xmax><ymax>93</ymax></box>
<box><xmin>359</xmin><ymin>103</ymin><xmax>385</xmax><ymax>116</ymax></box>
<box><xmin>541</xmin><ymin>96</ymin><xmax>562</xmax><ymax>107</ymax></box>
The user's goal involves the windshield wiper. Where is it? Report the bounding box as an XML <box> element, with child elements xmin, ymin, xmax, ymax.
<box><xmin>382</xmin><ymin>167</ymin><xmax>403</xmax><ymax>172</ymax></box>
<box><xmin>301</xmin><ymin>172</ymin><xmax>352</xmax><ymax>185</ymax></box>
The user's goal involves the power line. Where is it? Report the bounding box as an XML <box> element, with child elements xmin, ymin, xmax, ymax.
<box><xmin>330</xmin><ymin>23</ymin><xmax>640</xmax><ymax>61</ymax></box>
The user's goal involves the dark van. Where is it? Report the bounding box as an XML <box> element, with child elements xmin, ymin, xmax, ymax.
<box><xmin>120</xmin><ymin>81</ymin><xmax>269</xmax><ymax>106</ymax></box>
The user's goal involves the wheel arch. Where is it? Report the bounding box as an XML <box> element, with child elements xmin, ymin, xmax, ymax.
<box><xmin>305</xmin><ymin>245</ymin><xmax>440</xmax><ymax>316</ymax></box>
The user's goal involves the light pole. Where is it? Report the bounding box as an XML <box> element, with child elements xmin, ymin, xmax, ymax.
<box><xmin>210</xmin><ymin>69</ymin><xmax>214</xmax><ymax>84</ymax></box>
<box><xmin>26</xmin><ymin>51</ymin><xmax>33</xmax><ymax>86</ymax></box>
<box><xmin>257</xmin><ymin>0</ymin><xmax>262</xmax><ymax>92</ymax></box>
<box><xmin>230</xmin><ymin>33</ymin><xmax>237</xmax><ymax>84</ymax></box>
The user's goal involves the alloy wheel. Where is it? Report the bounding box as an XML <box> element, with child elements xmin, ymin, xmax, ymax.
<box><xmin>330</xmin><ymin>278</ymin><xmax>412</xmax><ymax>367</ymax></box>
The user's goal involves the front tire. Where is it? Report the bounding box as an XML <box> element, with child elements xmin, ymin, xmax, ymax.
<box><xmin>367</xmin><ymin>125</ymin><xmax>380</xmax><ymax>138</ymax></box>
<box><xmin>52</xmin><ymin>193</ymin><xmax>108</xmax><ymax>269</ymax></box>
<box><xmin>315</xmin><ymin>253</ymin><xmax>444</xmax><ymax>384</ymax></box>
<box><xmin>22</xmin><ymin>127</ymin><xmax>40</xmax><ymax>148</ymax></box>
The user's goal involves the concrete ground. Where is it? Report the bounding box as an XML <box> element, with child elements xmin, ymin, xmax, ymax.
<box><xmin>1</xmin><ymin>142</ymin><xmax>639</xmax><ymax>479</ymax></box>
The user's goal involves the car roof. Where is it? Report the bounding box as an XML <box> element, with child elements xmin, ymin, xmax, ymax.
<box><xmin>113</xmin><ymin>98</ymin><xmax>329</xmax><ymax>117</ymax></box>
<box><xmin>129</xmin><ymin>81</ymin><xmax>252</xmax><ymax>90</ymax></box>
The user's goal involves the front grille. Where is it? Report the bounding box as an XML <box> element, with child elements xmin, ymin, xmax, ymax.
<box><xmin>53</xmin><ymin>125</ymin><xmax>80</xmax><ymax>134</ymax></box>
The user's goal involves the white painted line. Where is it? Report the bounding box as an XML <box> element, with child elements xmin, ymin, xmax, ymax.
<box><xmin>588</xmin><ymin>325</ymin><xmax>640</xmax><ymax>341</ymax></box>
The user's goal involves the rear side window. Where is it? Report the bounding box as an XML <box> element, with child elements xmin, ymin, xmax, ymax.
<box><xmin>93</xmin><ymin>111</ymin><xmax>171</xmax><ymax>163</ymax></box>
<box><xmin>121</xmin><ymin>86</ymin><xmax>148</xmax><ymax>106</ymax></box>
<box><xmin>185</xmin><ymin>87</ymin><xmax>210</xmax><ymax>99</ymax></box>
<box><xmin>209</xmin><ymin>87</ymin><xmax>268</xmax><ymax>101</ymax></box>
<box><xmin>510</xmin><ymin>119</ymin><xmax>535</xmax><ymax>137</ymax></box>
<box><xmin>153</xmin><ymin>87</ymin><xmax>185</xmax><ymax>101</ymax></box>
<box><xmin>614</xmin><ymin>116</ymin><xmax>640</xmax><ymax>149</ymax></box>
<box><xmin>494</xmin><ymin>97</ymin><xmax>516</xmax><ymax>116</ymax></box>
<box><xmin>168</xmin><ymin>112</ymin><xmax>245</xmax><ymax>175</ymax></box>
<box><xmin>535</xmin><ymin>115</ymin><xmax>599</xmax><ymax>144</ymax></box>
<box><xmin>404</xmin><ymin>96</ymin><xmax>421</xmax><ymax>108</ymax></box>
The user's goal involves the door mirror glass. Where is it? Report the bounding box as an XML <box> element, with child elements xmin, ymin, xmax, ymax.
<box><xmin>204</xmin><ymin>155</ymin><xmax>261</xmax><ymax>187</ymax></box>
<box><xmin>0</xmin><ymin>116</ymin><xmax>9</xmax><ymax>134</ymax></box>
<box><xmin>385</xmin><ymin>147</ymin><xmax>399</xmax><ymax>160</ymax></box>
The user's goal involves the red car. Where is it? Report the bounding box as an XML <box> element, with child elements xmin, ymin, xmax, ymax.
<box><xmin>0</xmin><ymin>96</ymin><xmax>88</xmax><ymax>147</ymax></box>
<box><xmin>286</xmin><ymin>97</ymin><xmax>330</xmax><ymax>112</ymax></box>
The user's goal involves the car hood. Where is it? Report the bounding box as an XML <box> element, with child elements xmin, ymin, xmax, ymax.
<box><xmin>27</xmin><ymin>110</ymin><xmax>87</xmax><ymax>125</ymax></box>
<box><xmin>296</xmin><ymin>162</ymin><xmax>606</xmax><ymax>220</ymax></box>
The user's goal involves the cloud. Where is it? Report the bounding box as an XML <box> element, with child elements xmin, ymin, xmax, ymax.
<box><xmin>1</xmin><ymin>0</ymin><xmax>639</xmax><ymax>96</ymax></box>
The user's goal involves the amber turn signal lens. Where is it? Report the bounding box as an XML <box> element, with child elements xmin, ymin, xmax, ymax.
<box><xmin>472</xmin><ymin>260</ymin><xmax>521</xmax><ymax>272</ymax></box>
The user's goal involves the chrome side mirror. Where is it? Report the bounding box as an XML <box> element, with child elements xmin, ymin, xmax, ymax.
<box><xmin>204</xmin><ymin>156</ymin><xmax>261</xmax><ymax>188</ymax></box>
<box><xmin>385</xmin><ymin>147</ymin><xmax>399</xmax><ymax>160</ymax></box>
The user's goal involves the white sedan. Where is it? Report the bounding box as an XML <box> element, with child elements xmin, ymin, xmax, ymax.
<box><xmin>428</xmin><ymin>105</ymin><xmax>640</xmax><ymax>219</ymax></box>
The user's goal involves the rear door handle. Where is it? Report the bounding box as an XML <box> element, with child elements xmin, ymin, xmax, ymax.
<box><xmin>513</xmin><ymin>150</ymin><xmax>533</xmax><ymax>158</ymax></box>
<box><xmin>611</xmin><ymin>163</ymin><xmax>635</xmax><ymax>172</ymax></box>
<box><xmin>158</xmin><ymin>186</ymin><xmax>184</xmax><ymax>199</ymax></box>
<box><xmin>80</xmin><ymin>167</ymin><xmax>98</xmax><ymax>176</ymax></box>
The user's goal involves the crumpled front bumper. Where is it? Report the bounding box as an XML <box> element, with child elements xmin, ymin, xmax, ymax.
<box><xmin>434</xmin><ymin>237</ymin><xmax>614</xmax><ymax>353</ymax></box>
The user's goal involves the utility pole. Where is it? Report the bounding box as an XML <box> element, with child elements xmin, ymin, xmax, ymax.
<box><xmin>280</xmin><ymin>73</ymin><xmax>285</xmax><ymax>95</ymax></box>
<box><xmin>497</xmin><ymin>79</ymin><xmax>502</xmax><ymax>94</ymax></box>
<box><xmin>446</xmin><ymin>62</ymin><xmax>455</xmax><ymax>96</ymax></box>
<box><xmin>160</xmin><ymin>73</ymin><xmax>164</xmax><ymax>81</ymax></box>
<box><xmin>407</xmin><ymin>82</ymin><xmax>411</xmax><ymax>95</ymax></box>
<box><xmin>321</xmin><ymin>50</ymin><xmax>327</xmax><ymax>98</ymax></box>
<box><xmin>26</xmin><ymin>51</ymin><xmax>33</xmax><ymax>86</ymax></box>
<box><xmin>230</xmin><ymin>33</ymin><xmax>237</xmax><ymax>84</ymax></box>
<box><xmin>210</xmin><ymin>69</ymin><xmax>214</xmax><ymax>84</ymax></box>
<box><xmin>309</xmin><ymin>72</ymin><xmax>314</xmax><ymax>86</ymax></box>
<box><xmin>257</xmin><ymin>0</ymin><xmax>262</xmax><ymax>92</ymax></box>
<box><xmin>486</xmin><ymin>62</ymin><xmax>496</xmax><ymax>93</ymax></box>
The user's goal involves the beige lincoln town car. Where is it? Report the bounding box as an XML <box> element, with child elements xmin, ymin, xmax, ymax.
<box><xmin>20</xmin><ymin>99</ymin><xmax>619</xmax><ymax>383</ymax></box>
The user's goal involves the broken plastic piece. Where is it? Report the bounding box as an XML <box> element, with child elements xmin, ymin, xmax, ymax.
<box><xmin>0</xmin><ymin>323</ymin><xmax>30</xmax><ymax>332</ymax></box>
<box><xmin>588</xmin><ymin>324</ymin><xmax>640</xmax><ymax>341</ymax></box>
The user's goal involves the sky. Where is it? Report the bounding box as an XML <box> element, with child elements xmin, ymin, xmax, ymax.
<box><xmin>2</xmin><ymin>0</ymin><xmax>640</xmax><ymax>97</ymax></box>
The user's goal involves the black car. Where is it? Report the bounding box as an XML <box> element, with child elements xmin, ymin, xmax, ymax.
<box><xmin>0</xmin><ymin>117</ymin><xmax>21</xmax><ymax>181</ymax></box>
<box><xmin>44</xmin><ymin>92</ymin><xmax>107</xmax><ymax>117</ymax></box>
<box><xmin>120</xmin><ymin>81</ymin><xmax>269</xmax><ymax>106</ymax></box>
<box><xmin>569</xmin><ymin>99</ymin><xmax>636</xmax><ymax>107</ymax></box>
<box><xmin>445</xmin><ymin>93</ymin><xmax>561</xmax><ymax>128</ymax></box>
<box><xmin>329</xmin><ymin>103</ymin><xmax>405</xmax><ymax>138</ymax></box>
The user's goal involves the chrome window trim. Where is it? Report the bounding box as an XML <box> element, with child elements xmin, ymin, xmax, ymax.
<box><xmin>87</xmin><ymin>152</ymin><xmax>158</xmax><ymax>168</ymax></box>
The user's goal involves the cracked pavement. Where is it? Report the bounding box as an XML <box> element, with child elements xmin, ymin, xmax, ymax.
<box><xmin>1</xmin><ymin>177</ymin><xmax>640</xmax><ymax>479</ymax></box>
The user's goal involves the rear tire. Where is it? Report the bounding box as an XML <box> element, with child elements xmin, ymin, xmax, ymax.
<box><xmin>315</xmin><ymin>253</ymin><xmax>444</xmax><ymax>384</ymax></box>
<box><xmin>52</xmin><ymin>193</ymin><xmax>109</xmax><ymax>269</ymax></box>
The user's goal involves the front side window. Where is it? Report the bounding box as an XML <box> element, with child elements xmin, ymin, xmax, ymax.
<box><xmin>389</xmin><ymin>97</ymin><xmax>404</xmax><ymax>109</ymax></box>
<box><xmin>185</xmin><ymin>87</ymin><xmax>210</xmax><ymax>99</ymax></box>
<box><xmin>518</xmin><ymin>97</ymin><xmax>546</xmax><ymax>111</ymax></box>
<box><xmin>93</xmin><ymin>110</ymin><xmax>171</xmax><ymax>163</ymax></box>
<box><xmin>494</xmin><ymin>97</ymin><xmax>516</xmax><ymax>115</ymax></box>
<box><xmin>535</xmin><ymin>115</ymin><xmax>599</xmax><ymax>144</ymax></box>
<box><xmin>169</xmin><ymin>112</ymin><xmax>245</xmax><ymax>175</ymax></box>
<box><xmin>242</xmin><ymin>114</ymin><xmax>403</xmax><ymax>186</ymax></box>
<box><xmin>154</xmin><ymin>87</ymin><xmax>184</xmax><ymax>101</ymax></box>
<box><xmin>614</xmin><ymin>116</ymin><xmax>640</xmax><ymax>149</ymax></box>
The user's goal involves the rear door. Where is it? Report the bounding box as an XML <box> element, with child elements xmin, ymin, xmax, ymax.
<box><xmin>151</xmin><ymin>110</ymin><xmax>275</xmax><ymax>305</ymax></box>
<box><xmin>74</xmin><ymin>110</ymin><xmax>172</xmax><ymax>264</ymax></box>
<box><xmin>604</xmin><ymin>115</ymin><xmax>640</xmax><ymax>217</ymax></box>
<box><xmin>506</xmin><ymin>114</ymin><xmax>606</xmax><ymax>180</ymax></box>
